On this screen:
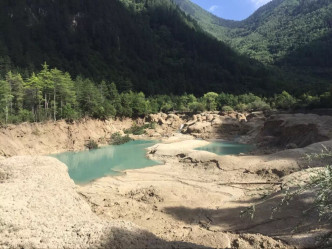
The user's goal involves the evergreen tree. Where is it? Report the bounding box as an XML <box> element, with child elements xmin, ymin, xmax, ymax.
<box><xmin>5</xmin><ymin>71</ymin><xmax>24</xmax><ymax>115</ymax></box>
<box><xmin>0</xmin><ymin>79</ymin><xmax>12</xmax><ymax>123</ymax></box>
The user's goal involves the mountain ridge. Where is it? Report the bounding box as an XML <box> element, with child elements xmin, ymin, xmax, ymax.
<box><xmin>0</xmin><ymin>0</ymin><xmax>278</xmax><ymax>95</ymax></box>
<box><xmin>173</xmin><ymin>0</ymin><xmax>332</xmax><ymax>65</ymax></box>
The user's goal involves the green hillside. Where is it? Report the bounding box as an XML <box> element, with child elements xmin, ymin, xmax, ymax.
<box><xmin>173</xmin><ymin>0</ymin><xmax>332</xmax><ymax>79</ymax></box>
<box><xmin>0</xmin><ymin>0</ymin><xmax>277</xmax><ymax>95</ymax></box>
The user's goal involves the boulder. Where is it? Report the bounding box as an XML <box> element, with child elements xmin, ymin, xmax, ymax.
<box><xmin>236</xmin><ymin>113</ymin><xmax>247</xmax><ymax>122</ymax></box>
<box><xmin>206</xmin><ymin>114</ymin><xmax>214</xmax><ymax>122</ymax></box>
<box><xmin>186</xmin><ymin>122</ymin><xmax>212</xmax><ymax>134</ymax></box>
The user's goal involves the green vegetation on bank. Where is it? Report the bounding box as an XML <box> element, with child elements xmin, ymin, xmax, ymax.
<box><xmin>0</xmin><ymin>65</ymin><xmax>331</xmax><ymax>124</ymax></box>
<box><xmin>124</xmin><ymin>123</ymin><xmax>157</xmax><ymax>135</ymax></box>
<box><xmin>85</xmin><ymin>140</ymin><xmax>99</xmax><ymax>150</ymax></box>
<box><xmin>110</xmin><ymin>132</ymin><xmax>133</xmax><ymax>145</ymax></box>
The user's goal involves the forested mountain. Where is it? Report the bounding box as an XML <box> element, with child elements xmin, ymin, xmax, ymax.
<box><xmin>0</xmin><ymin>0</ymin><xmax>278</xmax><ymax>96</ymax></box>
<box><xmin>173</xmin><ymin>0</ymin><xmax>332</xmax><ymax>80</ymax></box>
<box><xmin>0</xmin><ymin>0</ymin><xmax>331</xmax><ymax>124</ymax></box>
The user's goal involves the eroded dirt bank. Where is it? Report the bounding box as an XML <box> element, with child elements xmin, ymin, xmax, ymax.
<box><xmin>0</xmin><ymin>113</ymin><xmax>186</xmax><ymax>157</ymax></box>
<box><xmin>2</xmin><ymin>111</ymin><xmax>332</xmax><ymax>157</ymax></box>
<box><xmin>1</xmin><ymin>112</ymin><xmax>332</xmax><ymax>248</ymax></box>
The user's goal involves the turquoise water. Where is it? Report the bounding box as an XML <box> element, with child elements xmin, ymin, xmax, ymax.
<box><xmin>52</xmin><ymin>140</ymin><xmax>161</xmax><ymax>184</ymax></box>
<box><xmin>196</xmin><ymin>141</ymin><xmax>253</xmax><ymax>155</ymax></box>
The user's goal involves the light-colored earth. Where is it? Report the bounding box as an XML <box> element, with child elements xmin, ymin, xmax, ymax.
<box><xmin>0</xmin><ymin>112</ymin><xmax>332</xmax><ymax>248</ymax></box>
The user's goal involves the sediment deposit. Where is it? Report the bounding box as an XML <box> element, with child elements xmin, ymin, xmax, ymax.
<box><xmin>0</xmin><ymin>112</ymin><xmax>331</xmax><ymax>248</ymax></box>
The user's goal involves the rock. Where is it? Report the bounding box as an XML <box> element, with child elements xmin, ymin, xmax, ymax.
<box><xmin>206</xmin><ymin>114</ymin><xmax>214</xmax><ymax>122</ymax></box>
<box><xmin>186</xmin><ymin>122</ymin><xmax>211</xmax><ymax>134</ymax></box>
<box><xmin>158</xmin><ymin>118</ymin><xmax>166</xmax><ymax>125</ymax></box>
<box><xmin>166</xmin><ymin>114</ymin><xmax>180</xmax><ymax>121</ymax></box>
<box><xmin>146</xmin><ymin>114</ymin><xmax>159</xmax><ymax>123</ymax></box>
<box><xmin>257</xmin><ymin>114</ymin><xmax>332</xmax><ymax>148</ymax></box>
<box><xmin>211</xmin><ymin>117</ymin><xmax>223</xmax><ymax>126</ymax></box>
<box><xmin>150</xmin><ymin>132</ymin><xmax>161</xmax><ymax>138</ymax></box>
<box><xmin>286</xmin><ymin>143</ymin><xmax>298</xmax><ymax>149</ymax></box>
<box><xmin>236</xmin><ymin>113</ymin><xmax>247</xmax><ymax>122</ymax></box>
<box><xmin>228</xmin><ymin>112</ymin><xmax>237</xmax><ymax>119</ymax></box>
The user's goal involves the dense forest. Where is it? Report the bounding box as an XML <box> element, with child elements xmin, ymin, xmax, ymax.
<box><xmin>0</xmin><ymin>65</ymin><xmax>331</xmax><ymax>124</ymax></box>
<box><xmin>174</xmin><ymin>0</ymin><xmax>332</xmax><ymax>85</ymax></box>
<box><xmin>0</xmin><ymin>0</ymin><xmax>281</xmax><ymax>96</ymax></box>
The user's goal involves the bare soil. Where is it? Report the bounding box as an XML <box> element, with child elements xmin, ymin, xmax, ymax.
<box><xmin>1</xmin><ymin>112</ymin><xmax>332</xmax><ymax>248</ymax></box>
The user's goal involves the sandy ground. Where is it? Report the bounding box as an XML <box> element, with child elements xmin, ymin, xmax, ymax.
<box><xmin>1</xmin><ymin>113</ymin><xmax>332</xmax><ymax>248</ymax></box>
<box><xmin>79</xmin><ymin>133</ymin><xmax>332</xmax><ymax>248</ymax></box>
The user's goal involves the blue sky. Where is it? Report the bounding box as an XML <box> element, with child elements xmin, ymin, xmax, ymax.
<box><xmin>189</xmin><ymin>0</ymin><xmax>272</xmax><ymax>20</ymax></box>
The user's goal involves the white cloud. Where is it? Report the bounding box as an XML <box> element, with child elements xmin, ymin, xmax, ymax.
<box><xmin>250</xmin><ymin>0</ymin><xmax>272</xmax><ymax>7</ymax></box>
<box><xmin>208</xmin><ymin>5</ymin><xmax>219</xmax><ymax>12</ymax></box>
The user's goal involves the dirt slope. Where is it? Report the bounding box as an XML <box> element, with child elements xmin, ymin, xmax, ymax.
<box><xmin>0</xmin><ymin>156</ymin><xmax>221</xmax><ymax>249</ymax></box>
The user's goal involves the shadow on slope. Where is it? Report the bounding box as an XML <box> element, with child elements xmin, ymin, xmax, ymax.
<box><xmin>163</xmin><ymin>189</ymin><xmax>331</xmax><ymax>247</ymax></box>
<box><xmin>103</xmin><ymin>227</ymin><xmax>213</xmax><ymax>249</ymax></box>
<box><xmin>277</xmin><ymin>31</ymin><xmax>332</xmax><ymax>92</ymax></box>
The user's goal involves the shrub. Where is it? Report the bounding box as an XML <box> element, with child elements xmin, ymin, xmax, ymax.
<box><xmin>247</xmin><ymin>99</ymin><xmax>271</xmax><ymax>111</ymax></box>
<box><xmin>235</xmin><ymin>103</ymin><xmax>248</xmax><ymax>112</ymax></box>
<box><xmin>148</xmin><ymin>122</ymin><xmax>156</xmax><ymax>130</ymax></box>
<box><xmin>188</xmin><ymin>102</ymin><xmax>205</xmax><ymax>113</ymax></box>
<box><xmin>124</xmin><ymin>122</ymin><xmax>156</xmax><ymax>135</ymax></box>
<box><xmin>217</xmin><ymin>92</ymin><xmax>238</xmax><ymax>109</ymax></box>
<box><xmin>124</xmin><ymin>124</ymin><xmax>145</xmax><ymax>135</ymax></box>
<box><xmin>203</xmin><ymin>92</ymin><xmax>219</xmax><ymax>111</ymax></box>
<box><xmin>110</xmin><ymin>132</ymin><xmax>132</xmax><ymax>145</ymax></box>
<box><xmin>85</xmin><ymin>139</ymin><xmax>98</xmax><ymax>150</ymax></box>
<box><xmin>221</xmin><ymin>105</ymin><xmax>234</xmax><ymax>113</ymax></box>
<box><xmin>273</xmin><ymin>91</ymin><xmax>297</xmax><ymax>110</ymax></box>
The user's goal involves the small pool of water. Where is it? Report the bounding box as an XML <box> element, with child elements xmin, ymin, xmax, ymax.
<box><xmin>196</xmin><ymin>141</ymin><xmax>253</xmax><ymax>155</ymax></box>
<box><xmin>52</xmin><ymin>140</ymin><xmax>161</xmax><ymax>184</ymax></box>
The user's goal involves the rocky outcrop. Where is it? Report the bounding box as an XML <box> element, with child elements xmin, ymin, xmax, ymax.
<box><xmin>257</xmin><ymin>114</ymin><xmax>332</xmax><ymax>148</ymax></box>
<box><xmin>181</xmin><ymin>112</ymin><xmax>255</xmax><ymax>140</ymax></box>
<box><xmin>145</xmin><ymin>113</ymin><xmax>185</xmax><ymax>137</ymax></box>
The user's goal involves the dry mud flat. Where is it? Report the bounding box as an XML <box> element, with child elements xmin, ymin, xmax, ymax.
<box><xmin>0</xmin><ymin>112</ymin><xmax>332</xmax><ymax>248</ymax></box>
